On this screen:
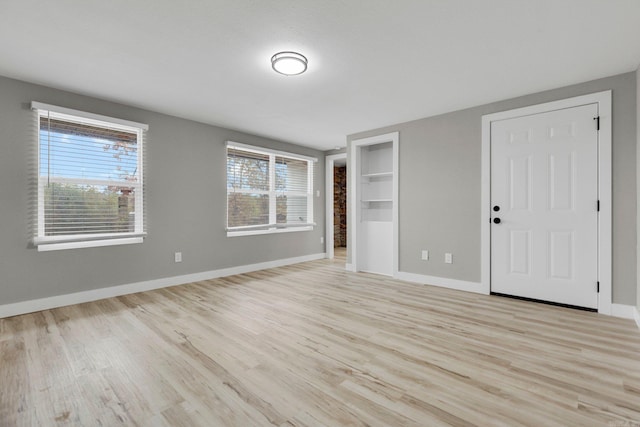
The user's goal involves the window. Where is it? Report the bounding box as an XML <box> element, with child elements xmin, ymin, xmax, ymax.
<box><xmin>226</xmin><ymin>142</ymin><xmax>316</xmax><ymax>236</ymax></box>
<box><xmin>32</xmin><ymin>102</ymin><xmax>147</xmax><ymax>251</ymax></box>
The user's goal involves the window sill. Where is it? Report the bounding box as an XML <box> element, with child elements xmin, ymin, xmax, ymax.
<box><xmin>227</xmin><ymin>226</ymin><xmax>313</xmax><ymax>237</ymax></box>
<box><xmin>36</xmin><ymin>236</ymin><xmax>144</xmax><ymax>252</ymax></box>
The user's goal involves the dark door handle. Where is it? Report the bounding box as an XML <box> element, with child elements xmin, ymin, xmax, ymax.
<box><xmin>493</xmin><ymin>218</ymin><xmax>501</xmax><ymax>224</ymax></box>
<box><xmin>493</xmin><ymin>205</ymin><xmax>500</xmax><ymax>212</ymax></box>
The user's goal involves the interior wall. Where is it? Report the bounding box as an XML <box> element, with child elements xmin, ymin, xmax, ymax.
<box><xmin>348</xmin><ymin>72</ymin><xmax>637</xmax><ymax>305</ymax></box>
<box><xmin>333</xmin><ymin>166</ymin><xmax>347</xmax><ymax>247</ymax></box>
<box><xmin>637</xmin><ymin>64</ymin><xmax>640</xmax><ymax>312</ymax></box>
<box><xmin>0</xmin><ymin>75</ymin><xmax>325</xmax><ymax>306</ymax></box>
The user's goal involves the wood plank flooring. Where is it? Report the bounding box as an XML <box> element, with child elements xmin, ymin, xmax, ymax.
<box><xmin>1</xmin><ymin>256</ymin><xmax>640</xmax><ymax>426</ymax></box>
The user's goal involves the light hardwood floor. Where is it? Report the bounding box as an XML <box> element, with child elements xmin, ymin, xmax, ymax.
<box><xmin>333</xmin><ymin>246</ymin><xmax>347</xmax><ymax>263</ymax></box>
<box><xmin>1</xmin><ymin>258</ymin><xmax>639</xmax><ymax>426</ymax></box>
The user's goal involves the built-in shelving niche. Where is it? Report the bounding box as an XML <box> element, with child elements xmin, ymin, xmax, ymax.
<box><xmin>352</xmin><ymin>135</ymin><xmax>398</xmax><ymax>276</ymax></box>
<box><xmin>360</xmin><ymin>142</ymin><xmax>393</xmax><ymax>222</ymax></box>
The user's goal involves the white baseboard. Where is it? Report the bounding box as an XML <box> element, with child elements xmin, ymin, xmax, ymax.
<box><xmin>609</xmin><ymin>303</ymin><xmax>637</xmax><ymax>320</ymax></box>
<box><xmin>345</xmin><ymin>263</ymin><xmax>355</xmax><ymax>272</ymax></box>
<box><xmin>394</xmin><ymin>272</ymin><xmax>637</xmax><ymax>323</ymax></box>
<box><xmin>395</xmin><ymin>271</ymin><xmax>487</xmax><ymax>295</ymax></box>
<box><xmin>0</xmin><ymin>253</ymin><xmax>326</xmax><ymax>319</ymax></box>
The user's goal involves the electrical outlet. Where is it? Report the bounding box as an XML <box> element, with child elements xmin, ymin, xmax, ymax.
<box><xmin>320</xmin><ymin>236</ymin><xmax>324</xmax><ymax>244</ymax></box>
<box><xmin>421</xmin><ymin>250</ymin><xmax>429</xmax><ymax>260</ymax></box>
<box><xmin>175</xmin><ymin>252</ymin><xmax>182</xmax><ymax>263</ymax></box>
<box><xmin>445</xmin><ymin>253</ymin><xmax>453</xmax><ymax>264</ymax></box>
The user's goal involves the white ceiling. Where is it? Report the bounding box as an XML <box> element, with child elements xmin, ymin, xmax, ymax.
<box><xmin>1</xmin><ymin>1</ymin><xmax>639</xmax><ymax>151</ymax></box>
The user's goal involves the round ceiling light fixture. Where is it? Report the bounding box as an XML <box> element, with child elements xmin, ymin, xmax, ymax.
<box><xmin>271</xmin><ymin>51</ymin><xmax>308</xmax><ymax>76</ymax></box>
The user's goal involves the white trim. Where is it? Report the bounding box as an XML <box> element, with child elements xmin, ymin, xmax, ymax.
<box><xmin>596</xmin><ymin>92</ymin><xmax>613</xmax><ymax>315</ymax></box>
<box><xmin>0</xmin><ymin>253</ymin><xmax>326</xmax><ymax>319</ymax></box>
<box><xmin>227</xmin><ymin>226</ymin><xmax>313</xmax><ymax>237</ymax></box>
<box><xmin>137</xmin><ymin>127</ymin><xmax>145</xmax><ymax>235</ymax></box>
<box><xmin>481</xmin><ymin>91</ymin><xmax>613</xmax><ymax>314</ymax></box>
<box><xmin>349</xmin><ymin>132</ymin><xmax>399</xmax><ymax>276</ymax></box>
<box><xmin>480</xmin><ymin>110</ymin><xmax>492</xmax><ymax>295</ymax></box>
<box><xmin>345</xmin><ymin>263</ymin><xmax>355</xmax><ymax>272</ymax></box>
<box><xmin>392</xmin><ymin>135</ymin><xmax>399</xmax><ymax>276</ymax></box>
<box><xmin>307</xmin><ymin>161</ymin><xmax>314</xmax><ymax>230</ymax></box>
<box><xmin>37</xmin><ymin>237</ymin><xmax>143</xmax><ymax>252</ymax></box>
<box><xmin>396</xmin><ymin>271</ymin><xmax>485</xmax><ymax>294</ymax></box>
<box><xmin>325</xmin><ymin>152</ymin><xmax>347</xmax><ymax>259</ymax></box>
<box><xmin>226</xmin><ymin>141</ymin><xmax>318</xmax><ymax>163</ymax></box>
<box><xmin>35</xmin><ymin>231</ymin><xmax>147</xmax><ymax>245</ymax></box>
<box><xmin>31</xmin><ymin>101</ymin><xmax>148</xmax><ymax>130</ymax></box>
<box><xmin>398</xmin><ymin>271</ymin><xmax>636</xmax><ymax>322</ymax></box>
<box><xmin>610</xmin><ymin>303</ymin><xmax>637</xmax><ymax>320</ymax></box>
<box><xmin>268</xmin><ymin>153</ymin><xmax>277</xmax><ymax>225</ymax></box>
<box><xmin>227</xmin><ymin>223</ymin><xmax>315</xmax><ymax>232</ymax></box>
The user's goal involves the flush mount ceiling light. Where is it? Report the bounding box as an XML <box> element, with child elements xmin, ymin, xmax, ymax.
<box><xmin>271</xmin><ymin>51</ymin><xmax>308</xmax><ymax>76</ymax></box>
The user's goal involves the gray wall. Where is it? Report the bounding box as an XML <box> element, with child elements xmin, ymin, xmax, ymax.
<box><xmin>348</xmin><ymin>72</ymin><xmax>637</xmax><ymax>305</ymax></box>
<box><xmin>637</xmin><ymin>65</ymin><xmax>640</xmax><ymax>311</ymax></box>
<box><xmin>0</xmin><ymin>76</ymin><xmax>325</xmax><ymax>305</ymax></box>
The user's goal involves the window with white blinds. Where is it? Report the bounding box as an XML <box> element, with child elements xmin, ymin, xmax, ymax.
<box><xmin>226</xmin><ymin>142</ymin><xmax>316</xmax><ymax>236</ymax></box>
<box><xmin>32</xmin><ymin>102</ymin><xmax>148</xmax><ymax>251</ymax></box>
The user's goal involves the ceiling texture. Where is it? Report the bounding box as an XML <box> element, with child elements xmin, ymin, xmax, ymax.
<box><xmin>1</xmin><ymin>0</ymin><xmax>640</xmax><ymax>151</ymax></box>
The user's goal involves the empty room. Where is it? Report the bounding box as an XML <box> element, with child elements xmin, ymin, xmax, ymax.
<box><xmin>1</xmin><ymin>1</ymin><xmax>640</xmax><ymax>426</ymax></box>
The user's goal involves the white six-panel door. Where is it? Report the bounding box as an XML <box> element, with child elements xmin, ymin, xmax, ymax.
<box><xmin>490</xmin><ymin>104</ymin><xmax>599</xmax><ymax>308</ymax></box>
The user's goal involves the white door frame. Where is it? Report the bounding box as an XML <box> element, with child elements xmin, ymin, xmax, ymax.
<box><xmin>325</xmin><ymin>152</ymin><xmax>347</xmax><ymax>260</ymax></box>
<box><xmin>349</xmin><ymin>132</ymin><xmax>399</xmax><ymax>276</ymax></box>
<box><xmin>481</xmin><ymin>91</ymin><xmax>612</xmax><ymax>314</ymax></box>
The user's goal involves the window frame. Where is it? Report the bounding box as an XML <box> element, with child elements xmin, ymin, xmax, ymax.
<box><xmin>32</xmin><ymin>102</ymin><xmax>148</xmax><ymax>251</ymax></box>
<box><xmin>226</xmin><ymin>141</ymin><xmax>316</xmax><ymax>237</ymax></box>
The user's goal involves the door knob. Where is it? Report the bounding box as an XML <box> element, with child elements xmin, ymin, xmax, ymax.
<box><xmin>493</xmin><ymin>205</ymin><xmax>500</xmax><ymax>212</ymax></box>
<box><xmin>493</xmin><ymin>218</ymin><xmax>501</xmax><ymax>224</ymax></box>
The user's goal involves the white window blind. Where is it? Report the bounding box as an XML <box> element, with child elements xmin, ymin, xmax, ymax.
<box><xmin>32</xmin><ymin>102</ymin><xmax>147</xmax><ymax>251</ymax></box>
<box><xmin>226</xmin><ymin>142</ymin><xmax>316</xmax><ymax>235</ymax></box>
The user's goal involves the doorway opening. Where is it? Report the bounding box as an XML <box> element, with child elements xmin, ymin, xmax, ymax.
<box><xmin>326</xmin><ymin>153</ymin><xmax>347</xmax><ymax>265</ymax></box>
<box><xmin>333</xmin><ymin>159</ymin><xmax>347</xmax><ymax>263</ymax></box>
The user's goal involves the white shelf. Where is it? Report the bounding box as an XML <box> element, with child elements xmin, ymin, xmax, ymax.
<box><xmin>361</xmin><ymin>171</ymin><xmax>393</xmax><ymax>178</ymax></box>
<box><xmin>360</xmin><ymin>141</ymin><xmax>393</xmax><ymax>225</ymax></box>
